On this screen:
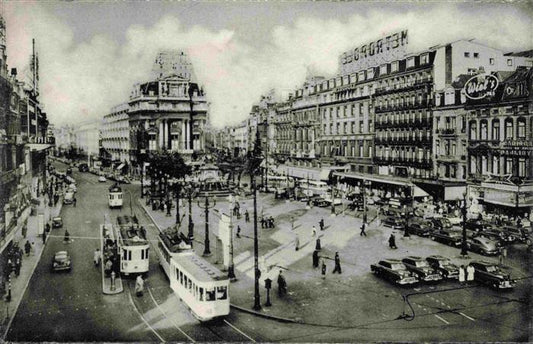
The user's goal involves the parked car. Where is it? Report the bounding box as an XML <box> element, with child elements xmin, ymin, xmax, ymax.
<box><xmin>467</xmin><ymin>236</ymin><xmax>500</xmax><ymax>255</ymax></box>
<box><xmin>430</xmin><ymin>229</ymin><xmax>462</xmax><ymax>247</ymax></box>
<box><xmin>431</xmin><ymin>217</ymin><xmax>453</xmax><ymax>230</ymax></box>
<box><xmin>66</xmin><ymin>167</ymin><xmax>72</xmax><ymax>175</ymax></box>
<box><xmin>502</xmin><ymin>225</ymin><xmax>531</xmax><ymax>245</ymax></box>
<box><xmin>78</xmin><ymin>163</ymin><xmax>89</xmax><ymax>172</ymax></box>
<box><xmin>472</xmin><ymin>229</ymin><xmax>516</xmax><ymax>245</ymax></box>
<box><xmin>401</xmin><ymin>256</ymin><xmax>443</xmax><ymax>282</ymax></box>
<box><xmin>63</xmin><ymin>191</ymin><xmax>75</xmax><ymax>205</ymax></box>
<box><xmin>52</xmin><ymin>251</ymin><xmax>72</xmax><ymax>272</ymax></box>
<box><xmin>370</xmin><ymin>259</ymin><xmax>418</xmax><ymax>286</ymax></box>
<box><xmin>312</xmin><ymin>196</ymin><xmax>330</xmax><ymax>207</ymax></box>
<box><xmin>52</xmin><ymin>216</ymin><xmax>63</xmax><ymax>228</ymax></box>
<box><xmin>426</xmin><ymin>255</ymin><xmax>459</xmax><ymax>279</ymax></box>
<box><xmin>469</xmin><ymin>261</ymin><xmax>515</xmax><ymax>290</ymax></box>
<box><xmin>383</xmin><ymin>216</ymin><xmax>405</xmax><ymax>230</ymax></box>
<box><xmin>408</xmin><ymin>222</ymin><xmax>432</xmax><ymax>237</ymax></box>
<box><xmin>98</xmin><ymin>176</ymin><xmax>107</xmax><ymax>183</ymax></box>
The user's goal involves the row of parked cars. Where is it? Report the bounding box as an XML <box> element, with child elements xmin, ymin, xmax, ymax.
<box><xmin>383</xmin><ymin>212</ymin><xmax>531</xmax><ymax>255</ymax></box>
<box><xmin>371</xmin><ymin>256</ymin><xmax>515</xmax><ymax>290</ymax></box>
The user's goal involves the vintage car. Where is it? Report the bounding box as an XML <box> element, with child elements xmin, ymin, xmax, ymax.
<box><xmin>502</xmin><ymin>225</ymin><xmax>531</xmax><ymax>245</ymax></box>
<box><xmin>467</xmin><ymin>236</ymin><xmax>500</xmax><ymax>256</ymax></box>
<box><xmin>431</xmin><ymin>217</ymin><xmax>454</xmax><ymax>230</ymax></box>
<box><xmin>63</xmin><ymin>191</ymin><xmax>75</xmax><ymax>205</ymax></box>
<box><xmin>98</xmin><ymin>175</ymin><xmax>107</xmax><ymax>183</ymax></box>
<box><xmin>426</xmin><ymin>255</ymin><xmax>459</xmax><ymax>279</ymax></box>
<box><xmin>78</xmin><ymin>163</ymin><xmax>89</xmax><ymax>172</ymax></box>
<box><xmin>430</xmin><ymin>229</ymin><xmax>462</xmax><ymax>247</ymax></box>
<box><xmin>469</xmin><ymin>261</ymin><xmax>515</xmax><ymax>290</ymax></box>
<box><xmin>383</xmin><ymin>216</ymin><xmax>405</xmax><ymax>230</ymax></box>
<box><xmin>370</xmin><ymin>259</ymin><xmax>418</xmax><ymax>286</ymax></box>
<box><xmin>401</xmin><ymin>256</ymin><xmax>443</xmax><ymax>282</ymax></box>
<box><xmin>52</xmin><ymin>251</ymin><xmax>72</xmax><ymax>272</ymax></box>
<box><xmin>52</xmin><ymin>216</ymin><xmax>63</xmax><ymax>228</ymax></box>
<box><xmin>472</xmin><ymin>228</ymin><xmax>516</xmax><ymax>245</ymax></box>
<box><xmin>408</xmin><ymin>222</ymin><xmax>432</xmax><ymax>237</ymax></box>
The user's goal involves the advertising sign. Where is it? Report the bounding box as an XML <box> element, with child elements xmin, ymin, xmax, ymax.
<box><xmin>463</xmin><ymin>74</ymin><xmax>500</xmax><ymax>100</ymax></box>
<box><xmin>339</xmin><ymin>30</ymin><xmax>409</xmax><ymax>75</ymax></box>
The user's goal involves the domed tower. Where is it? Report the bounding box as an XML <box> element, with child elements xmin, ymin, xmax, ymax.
<box><xmin>151</xmin><ymin>50</ymin><xmax>198</xmax><ymax>82</ymax></box>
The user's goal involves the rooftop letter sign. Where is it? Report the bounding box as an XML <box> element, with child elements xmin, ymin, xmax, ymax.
<box><xmin>463</xmin><ymin>74</ymin><xmax>499</xmax><ymax>100</ymax></box>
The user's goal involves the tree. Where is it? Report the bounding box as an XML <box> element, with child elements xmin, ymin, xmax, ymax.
<box><xmin>247</xmin><ymin>129</ymin><xmax>263</xmax><ymax>175</ymax></box>
<box><xmin>147</xmin><ymin>151</ymin><xmax>191</xmax><ymax>179</ymax></box>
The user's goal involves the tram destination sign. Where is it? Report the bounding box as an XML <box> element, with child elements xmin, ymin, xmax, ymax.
<box><xmin>339</xmin><ymin>30</ymin><xmax>409</xmax><ymax>75</ymax></box>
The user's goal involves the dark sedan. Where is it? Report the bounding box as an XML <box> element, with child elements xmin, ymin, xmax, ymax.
<box><xmin>469</xmin><ymin>261</ymin><xmax>515</xmax><ymax>290</ymax></box>
<box><xmin>52</xmin><ymin>251</ymin><xmax>72</xmax><ymax>272</ymax></box>
<box><xmin>383</xmin><ymin>217</ymin><xmax>405</xmax><ymax>230</ymax></box>
<box><xmin>401</xmin><ymin>256</ymin><xmax>443</xmax><ymax>282</ymax></box>
<box><xmin>408</xmin><ymin>222</ymin><xmax>432</xmax><ymax>237</ymax></box>
<box><xmin>467</xmin><ymin>236</ymin><xmax>500</xmax><ymax>255</ymax></box>
<box><xmin>370</xmin><ymin>259</ymin><xmax>418</xmax><ymax>286</ymax></box>
<box><xmin>430</xmin><ymin>229</ymin><xmax>462</xmax><ymax>247</ymax></box>
<box><xmin>426</xmin><ymin>255</ymin><xmax>459</xmax><ymax>279</ymax></box>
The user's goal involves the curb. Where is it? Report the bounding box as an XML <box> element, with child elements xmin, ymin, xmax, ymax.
<box><xmin>230</xmin><ymin>304</ymin><xmax>303</xmax><ymax>323</ymax></box>
<box><xmin>138</xmin><ymin>200</ymin><xmax>162</xmax><ymax>233</ymax></box>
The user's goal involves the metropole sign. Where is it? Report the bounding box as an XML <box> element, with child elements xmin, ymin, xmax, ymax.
<box><xmin>463</xmin><ymin>73</ymin><xmax>500</xmax><ymax>100</ymax></box>
<box><xmin>339</xmin><ymin>30</ymin><xmax>409</xmax><ymax>75</ymax></box>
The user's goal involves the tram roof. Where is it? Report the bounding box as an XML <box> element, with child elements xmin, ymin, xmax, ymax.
<box><xmin>173</xmin><ymin>253</ymin><xmax>228</xmax><ymax>282</ymax></box>
<box><xmin>117</xmin><ymin>215</ymin><xmax>138</xmax><ymax>227</ymax></box>
<box><xmin>118</xmin><ymin>226</ymin><xmax>148</xmax><ymax>246</ymax></box>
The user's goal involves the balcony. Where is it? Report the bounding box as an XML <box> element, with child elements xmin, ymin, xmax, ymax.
<box><xmin>374</xmin><ymin>157</ymin><xmax>432</xmax><ymax>169</ymax></box>
<box><xmin>437</xmin><ymin>128</ymin><xmax>457</xmax><ymax>136</ymax></box>
<box><xmin>374</xmin><ymin>101</ymin><xmax>432</xmax><ymax>114</ymax></box>
<box><xmin>373</xmin><ymin>77</ymin><xmax>433</xmax><ymax>96</ymax></box>
<box><xmin>374</xmin><ymin>136</ymin><xmax>431</xmax><ymax>146</ymax></box>
<box><xmin>375</xmin><ymin>118</ymin><xmax>431</xmax><ymax>129</ymax></box>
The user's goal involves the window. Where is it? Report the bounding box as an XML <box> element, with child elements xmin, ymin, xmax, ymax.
<box><xmin>492</xmin><ymin>120</ymin><xmax>500</xmax><ymax>140</ymax></box>
<box><xmin>420</xmin><ymin>53</ymin><xmax>429</xmax><ymax>64</ymax></box>
<box><xmin>518</xmin><ymin>118</ymin><xmax>526</xmax><ymax>138</ymax></box>
<box><xmin>505</xmin><ymin>158</ymin><xmax>513</xmax><ymax>174</ymax></box>
<box><xmin>505</xmin><ymin>119</ymin><xmax>513</xmax><ymax>139</ymax></box>
<box><xmin>359</xmin><ymin>121</ymin><xmax>364</xmax><ymax>133</ymax></box>
<box><xmin>507</xmin><ymin>59</ymin><xmax>513</xmax><ymax>66</ymax></box>
<box><xmin>518</xmin><ymin>158</ymin><xmax>526</xmax><ymax>177</ymax></box>
<box><xmin>367</xmin><ymin>68</ymin><xmax>375</xmax><ymax>79</ymax></box>
<box><xmin>406</xmin><ymin>57</ymin><xmax>415</xmax><ymax>68</ymax></box>
<box><xmin>493</xmin><ymin>156</ymin><xmax>500</xmax><ymax>175</ymax></box>
<box><xmin>380</xmin><ymin>64</ymin><xmax>388</xmax><ymax>76</ymax></box>
<box><xmin>469</xmin><ymin>121</ymin><xmax>477</xmax><ymax>140</ymax></box>
<box><xmin>217</xmin><ymin>286</ymin><xmax>228</xmax><ymax>300</ymax></box>
<box><xmin>391</xmin><ymin>61</ymin><xmax>399</xmax><ymax>73</ymax></box>
<box><xmin>473</xmin><ymin>52</ymin><xmax>479</xmax><ymax>58</ymax></box>
<box><xmin>358</xmin><ymin>71</ymin><xmax>365</xmax><ymax>81</ymax></box>
<box><xmin>489</xmin><ymin>58</ymin><xmax>495</xmax><ymax>65</ymax></box>
<box><xmin>206</xmin><ymin>288</ymin><xmax>216</xmax><ymax>301</ymax></box>
<box><xmin>464</xmin><ymin>52</ymin><xmax>470</xmax><ymax>58</ymax></box>
<box><xmin>480</xmin><ymin>120</ymin><xmax>488</xmax><ymax>140</ymax></box>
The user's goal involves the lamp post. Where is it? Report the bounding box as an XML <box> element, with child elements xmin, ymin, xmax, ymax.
<box><xmin>330</xmin><ymin>185</ymin><xmax>336</xmax><ymax>215</ymax></box>
<box><xmin>252</xmin><ymin>173</ymin><xmax>261</xmax><ymax>311</ymax></box>
<box><xmin>227</xmin><ymin>196</ymin><xmax>236</xmax><ymax>281</ymax></box>
<box><xmin>197</xmin><ymin>195</ymin><xmax>216</xmax><ymax>256</ymax></box>
<box><xmin>175</xmin><ymin>181</ymin><xmax>182</xmax><ymax>225</ymax></box>
<box><xmin>166</xmin><ymin>174</ymin><xmax>171</xmax><ymax>216</ymax></box>
<box><xmin>461</xmin><ymin>191</ymin><xmax>469</xmax><ymax>257</ymax></box>
<box><xmin>140</xmin><ymin>161</ymin><xmax>144</xmax><ymax>199</ymax></box>
<box><xmin>187</xmin><ymin>186</ymin><xmax>194</xmax><ymax>240</ymax></box>
<box><xmin>403</xmin><ymin>205</ymin><xmax>410</xmax><ymax>237</ymax></box>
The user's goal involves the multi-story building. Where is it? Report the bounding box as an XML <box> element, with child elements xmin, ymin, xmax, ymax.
<box><xmin>101</xmin><ymin>103</ymin><xmax>130</xmax><ymax>163</ymax></box>
<box><xmin>52</xmin><ymin>125</ymin><xmax>76</xmax><ymax>156</ymax></box>
<box><xmin>127</xmin><ymin>51</ymin><xmax>209</xmax><ymax>166</ymax></box>
<box><xmin>464</xmin><ymin>67</ymin><xmax>533</xmax><ymax>215</ymax></box>
<box><xmin>73</xmin><ymin>120</ymin><xmax>100</xmax><ymax>161</ymax></box>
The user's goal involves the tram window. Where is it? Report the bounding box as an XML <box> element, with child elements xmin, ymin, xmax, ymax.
<box><xmin>141</xmin><ymin>250</ymin><xmax>144</xmax><ymax>260</ymax></box>
<box><xmin>179</xmin><ymin>271</ymin><xmax>183</xmax><ymax>284</ymax></box>
<box><xmin>175</xmin><ymin>268</ymin><xmax>179</xmax><ymax>280</ymax></box>
<box><xmin>206</xmin><ymin>288</ymin><xmax>216</xmax><ymax>301</ymax></box>
<box><xmin>199</xmin><ymin>287</ymin><xmax>204</xmax><ymax>301</ymax></box>
<box><xmin>184</xmin><ymin>276</ymin><xmax>188</xmax><ymax>287</ymax></box>
<box><xmin>123</xmin><ymin>250</ymin><xmax>127</xmax><ymax>260</ymax></box>
<box><xmin>119</xmin><ymin>194</ymin><xmax>122</xmax><ymax>199</ymax></box>
<box><xmin>217</xmin><ymin>286</ymin><xmax>228</xmax><ymax>300</ymax></box>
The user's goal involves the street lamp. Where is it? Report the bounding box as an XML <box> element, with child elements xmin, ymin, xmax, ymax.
<box><xmin>403</xmin><ymin>205</ymin><xmax>411</xmax><ymax>237</ymax></box>
<box><xmin>166</xmin><ymin>174</ymin><xmax>171</xmax><ymax>216</ymax></box>
<box><xmin>140</xmin><ymin>162</ymin><xmax>144</xmax><ymax>199</ymax></box>
<box><xmin>174</xmin><ymin>181</ymin><xmax>182</xmax><ymax>225</ymax></box>
<box><xmin>252</xmin><ymin>173</ymin><xmax>261</xmax><ymax>311</ymax></box>
<box><xmin>461</xmin><ymin>191</ymin><xmax>471</xmax><ymax>257</ymax></box>
<box><xmin>186</xmin><ymin>185</ymin><xmax>195</xmax><ymax>240</ymax></box>
<box><xmin>197</xmin><ymin>194</ymin><xmax>216</xmax><ymax>256</ymax></box>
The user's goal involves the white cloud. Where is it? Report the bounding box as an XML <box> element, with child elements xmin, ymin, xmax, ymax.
<box><xmin>4</xmin><ymin>3</ymin><xmax>532</xmax><ymax>128</ymax></box>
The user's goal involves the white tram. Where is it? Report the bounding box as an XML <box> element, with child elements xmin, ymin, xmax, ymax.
<box><xmin>156</xmin><ymin>226</ymin><xmax>229</xmax><ymax>321</ymax></box>
<box><xmin>108</xmin><ymin>184</ymin><xmax>123</xmax><ymax>208</ymax></box>
<box><xmin>170</xmin><ymin>253</ymin><xmax>230</xmax><ymax>321</ymax></box>
<box><xmin>115</xmin><ymin>215</ymin><xmax>149</xmax><ymax>276</ymax></box>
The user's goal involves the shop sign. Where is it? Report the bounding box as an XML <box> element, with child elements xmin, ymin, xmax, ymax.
<box><xmin>339</xmin><ymin>30</ymin><xmax>409</xmax><ymax>75</ymax></box>
<box><xmin>463</xmin><ymin>74</ymin><xmax>499</xmax><ymax>100</ymax></box>
<box><xmin>503</xmin><ymin>139</ymin><xmax>533</xmax><ymax>149</ymax></box>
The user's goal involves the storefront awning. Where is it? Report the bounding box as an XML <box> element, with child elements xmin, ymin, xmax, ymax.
<box><xmin>116</xmin><ymin>163</ymin><xmax>125</xmax><ymax>170</ymax></box>
<box><xmin>26</xmin><ymin>144</ymin><xmax>53</xmax><ymax>152</ymax></box>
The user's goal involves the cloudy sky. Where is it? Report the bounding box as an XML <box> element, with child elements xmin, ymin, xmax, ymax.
<box><xmin>4</xmin><ymin>1</ymin><xmax>532</xmax><ymax>128</ymax></box>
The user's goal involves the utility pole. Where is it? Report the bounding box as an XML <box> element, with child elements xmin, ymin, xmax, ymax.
<box><xmin>264</xmin><ymin>118</ymin><xmax>269</xmax><ymax>192</ymax></box>
<box><xmin>252</xmin><ymin>173</ymin><xmax>261</xmax><ymax>310</ymax></box>
<box><xmin>198</xmin><ymin>195</ymin><xmax>215</xmax><ymax>256</ymax></box>
<box><xmin>461</xmin><ymin>191</ymin><xmax>469</xmax><ymax>257</ymax></box>
<box><xmin>227</xmin><ymin>197</ymin><xmax>236</xmax><ymax>281</ymax></box>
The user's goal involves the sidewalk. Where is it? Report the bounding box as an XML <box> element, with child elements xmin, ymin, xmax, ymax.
<box><xmin>139</xmin><ymin>192</ymin><xmax>507</xmax><ymax>327</ymax></box>
<box><xmin>0</xmin><ymin>195</ymin><xmax>62</xmax><ymax>339</ymax></box>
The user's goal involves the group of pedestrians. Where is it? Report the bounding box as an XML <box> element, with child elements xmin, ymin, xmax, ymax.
<box><xmin>312</xmin><ymin>249</ymin><xmax>342</xmax><ymax>279</ymax></box>
<box><xmin>459</xmin><ymin>264</ymin><xmax>475</xmax><ymax>284</ymax></box>
<box><xmin>261</xmin><ymin>216</ymin><xmax>275</xmax><ymax>228</ymax></box>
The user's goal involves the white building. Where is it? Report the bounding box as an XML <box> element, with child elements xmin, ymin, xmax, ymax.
<box><xmin>73</xmin><ymin>120</ymin><xmax>100</xmax><ymax>159</ymax></box>
<box><xmin>101</xmin><ymin>103</ymin><xmax>130</xmax><ymax>163</ymax></box>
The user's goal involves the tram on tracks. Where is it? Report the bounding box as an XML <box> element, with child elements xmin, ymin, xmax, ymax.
<box><xmin>156</xmin><ymin>226</ymin><xmax>230</xmax><ymax>321</ymax></box>
<box><xmin>108</xmin><ymin>183</ymin><xmax>123</xmax><ymax>209</ymax></box>
<box><xmin>115</xmin><ymin>215</ymin><xmax>149</xmax><ymax>277</ymax></box>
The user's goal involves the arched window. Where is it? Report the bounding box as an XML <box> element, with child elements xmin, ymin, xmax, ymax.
<box><xmin>480</xmin><ymin>120</ymin><xmax>488</xmax><ymax>140</ymax></box>
<box><xmin>505</xmin><ymin>118</ymin><xmax>514</xmax><ymax>139</ymax></box>
<box><xmin>492</xmin><ymin>119</ymin><xmax>500</xmax><ymax>141</ymax></box>
<box><xmin>469</xmin><ymin>121</ymin><xmax>477</xmax><ymax>140</ymax></box>
<box><xmin>517</xmin><ymin>117</ymin><xmax>526</xmax><ymax>138</ymax></box>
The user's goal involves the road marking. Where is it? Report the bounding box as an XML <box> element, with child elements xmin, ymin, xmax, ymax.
<box><xmin>459</xmin><ymin>312</ymin><xmax>475</xmax><ymax>321</ymax></box>
<box><xmin>223</xmin><ymin>319</ymin><xmax>256</xmax><ymax>342</ymax></box>
<box><xmin>127</xmin><ymin>291</ymin><xmax>165</xmax><ymax>342</ymax></box>
<box><xmin>147</xmin><ymin>287</ymin><xmax>196</xmax><ymax>343</ymax></box>
<box><xmin>434</xmin><ymin>314</ymin><xmax>450</xmax><ymax>324</ymax></box>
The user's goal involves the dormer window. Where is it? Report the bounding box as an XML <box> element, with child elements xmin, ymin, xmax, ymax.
<box><xmin>391</xmin><ymin>61</ymin><xmax>399</xmax><ymax>73</ymax></box>
<box><xmin>380</xmin><ymin>64</ymin><xmax>388</xmax><ymax>76</ymax></box>
<box><xmin>406</xmin><ymin>57</ymin><xmax>415</xmax><ymax>68</ymax></box>
<box><xmin>358</xmin><ymin>71</ymin><xmax>366</xmax><ymax>82</ymax></box>
<box><xmin>366</xmin><ymin>68</ymin><xmax>375</xmax><ymax>79</ymax></box>
<box><xmin>343</xmin><ymin>75</ymin><xmax>350</xmax><ymax>85</ymax></box>
<box><xmin>420</xmin><ymin>53</ymin><xmax>429</xmax><ymax>65</ymax></box>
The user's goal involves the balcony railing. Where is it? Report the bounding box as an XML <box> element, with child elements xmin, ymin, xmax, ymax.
<box><xmin>374</xmin><ymin>101</ymin><xmax>432</xmax><ymax>113</ymax></box>
<box><xmin>375</xmin><ymin>118</ymin><xmax>431</xmax><ymax>129</ymax></box>
<box><xmin>374</xmin><ymin>77</ymin><xmax>433</xmax><ymax>96</ymax></box>
<box><xmin>374</xmin><ymin>157</ymin><xmax>432</xmax><ymax>169</ymax></box>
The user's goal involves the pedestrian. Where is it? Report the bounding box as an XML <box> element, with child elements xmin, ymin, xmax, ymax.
<box><xmin>466</xmin><ymin>264</ymin><xmax>475</xmax><ymax>283</ymax></box>
<box><xmin>319</xmin><ymin>218</ymin><xmax>325</xmax><ymax>231</ymax></box>
<box><xmin>277</xmin><ymin>270</ymin><xmax>287</xmax><ymax>296</ymax></box>
<box><xmin>459</xmin><ymin>265</ymin><xmax>466</xmax><ymax>285</ymax></box>
<box><xmin>312</xmin><ymin>226</ymin><xmax>317</xmax><ymax>237</ymax></box>
<box><xmin>315</xmin><ymin>238</ymin><xmax>322</xmax><ymax>251</ymax></box>
<box><xmin>73</xmin><ymin>197</ymin><xmax>77</xmax><ymax>207</ymax></box>
<box><xmin>245</xmin><ymin>210</ymin><xmax>250</xmax><ymax>223</ymax></box>
<box><xmin>24</xmin><ymin>240</ymin><xmax>31</xmax><ymax>257</ymax></box>
<box><xmin>31</xmin><ymin>242</ymin><xmax>35</xmax><ymax>255</ymax></box>
<box><xmin>388</xmin><ymin>234</ymin><xmax>397</xmax><ymax>249</ymax></box>
<box><xmin>498</xmin><ymin>246</ymin><xmax>507</xmax><ymax>266</ymax></box>
<box><xmin>64</xmin><ymin>229</ymin><xmax>70</xmax><ymax>243</ymax></box>
<box><xmin>333</xmin><ymin>252</ymin><xmax>342</xmax><ymax>274</ymax></box>
<box><xmin>360</xmin><ymin>223</ymin><xmax>367</xmax><ymax>237</ymax></box>
<box><xmin>321</xmin><ymin>258</ymin><xmax>327</xmax><ymax>279</ymax></box>
<box><xmin>135</xmin><ymin>275</ymin><xmax>144</xmax><ymax>297</ymax></box>
<box><xmin>312</xmin><ymin>250</ymin><xmax>319</xmax><ymax>268</ymax></box>
<box><xmin>42</xmin><ymin>230</ymin><xmax>46</xmax><ymax>244</ymax></box>
<box><xmin>104</xmin><ymin>259</ymin><xmax>113</xmax><ymax>276</ymax></box>
<box><xmin>21</xmin><ymin>224</ymin><xmax>27</xmax><ymax>238</ymax></box>
<box><xmin>261</xmin><ymin>217</ymin><xmax>265</xmax><ymax>228</ymax></box>
<box><xmin>294</xmin><ymin>234</ymin><xmax>300</xmax><ymax>251</ymax></box>
<box><xmin>45</xmin><ymin>223</ymin><xmax>51</xmax><ymax>234</ymax></box>
<box><xmin>14</xmin><ymin>256</ymin><xmax>21</xmax><ymax>276</ymax></box>
<box><xmin>94</xmin><ymin>248</ymin><xmax>101</xmax><ymax>267</ymax></box>
<box><xmin>236</xmin><ymin>225</ymin><xmax>241</xmax><ymax>238</ymax></box>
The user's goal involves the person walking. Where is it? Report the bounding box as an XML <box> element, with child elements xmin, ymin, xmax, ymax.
<box><xmin>135</xmin><ymin>275</ymin><xmax>144</xmax><ymax>297</ymax></box>
<box><xmin>321</xmin><ymin>258</ymin><xmax>327</xmax><ymax>279</ymax></box>
<box><xmin>466</xmin><ymin>264</ymin><xmax>475</xmax><ymax>284</ymax></box>
<box><xmin>245</xmin><ymin>210</ymin><xmax>250</xmax><ymax>223</ymax></box>
<box><xmin>312</xmin><ymin>250</ymin><xmax>319</xmax><ymax>268</ymax></box>
<box><xmin>319</xmin><ymin>218</ymin><xmax>325</xmax><ymax>231</ymax></box>
<box><xmin>24</xmin><ymin>240</ymin><xmax>31</xmax><ymax>257</ymax></box>
<box><xmin>294</xmin><ymin>234</ymin><xmax>300</xmax><ymax>251</ymax></box>
<box><xmin>315</xmin><ymin>238</ymin><xmax>322</xmax><ymax>251</ymax></box>
<box><xmin>388</xmin><ymin>234</ymin><xmax>397</xmax><ymax>249</ymax></box>
<box><xmin>459</xmin><ymin>265</ymin><xmax>466</xmax><ymax>285</ymax></box>
<box><xmin>94</xmin><ymin>248</ymin><xmax>101</xmax><ymax>267</ymax></box>
<box><xmin>64</xmin><ymin>229</ymin><xmax>70</xmax><ymax>243</ymax></box>
<box><xmin>42</xmin><ymin>230</ymin><xmax>47</xmax><ymax>244</ymax></box>
<box><xmin>312</xmin><ymin>226</ymin><xmax>317</xmax><ymax>237</ymax></box>
<box><xmin>360</xmin><ymin>223</ymin><xmax>367</xmax><ymax>237</ymax></box>
<box><xmin>236</xmin><ymin>225</ymin><xmax>241</xmax><ymax>238</ymax></box>
<box><xmin>277</xmin><ymin>270</ymin><xmax>287</xmax><ymax>296</ymax></box>
<box><xmin>333</xmin><ymin>252</ymin><xmax>342</xmax><ymax>274</ymax></box>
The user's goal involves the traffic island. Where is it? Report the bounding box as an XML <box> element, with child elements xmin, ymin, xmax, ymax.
<box><xmin>100</xmin><ymin>223</ymin><xmax>123</xmax><ymax>294</ymax></box>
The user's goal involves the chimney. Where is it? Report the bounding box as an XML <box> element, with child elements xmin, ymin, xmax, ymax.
<box><xmin>10</xmin><ymin>67</ymin><xmax>16</xmax><ymax>77</ymax></box>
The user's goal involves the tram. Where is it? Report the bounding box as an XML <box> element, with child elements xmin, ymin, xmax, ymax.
<box><xmin>108</xmin><ymin>183</ymin><xmax>123</xmax><ymax>209</ymax></box>
<box><xmin>115</xmin><ymin>215</ymin><xmax>149</xmax><ymax>277</ymax></box>
<box><xmin>155</xmin><ymin>226</ymin><xmax>230</xmax><ymax>321</ymax></box>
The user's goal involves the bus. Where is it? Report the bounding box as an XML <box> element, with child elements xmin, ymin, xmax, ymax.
<box><xmin>108</xmin><ymin>184</ymin><xmax>123</xmax><ymax>209</ymax></box>
<box><xmin>115</xmin><ymin>215</ymin><xmax>149</xmax><ymax>277</ymax></box>
<box><xmin>297</xmin><ymin>180</ymin><xmax>330</xmax><ymax>197</ymax></box>
<box><xmin>170</xmin><ymin>252</ymin><xmax>230</xmax><ymax>321</ymax></box>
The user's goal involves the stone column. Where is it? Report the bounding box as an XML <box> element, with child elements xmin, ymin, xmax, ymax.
<box><xmin>158</xmin><ymin>121</ymin><xmax>164</xmax><ymax>150</ymax></box>
<box><xmin>181</xmin><ymin>120</ymin><xmax>186</xmax><ymax>151</ymax></box>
